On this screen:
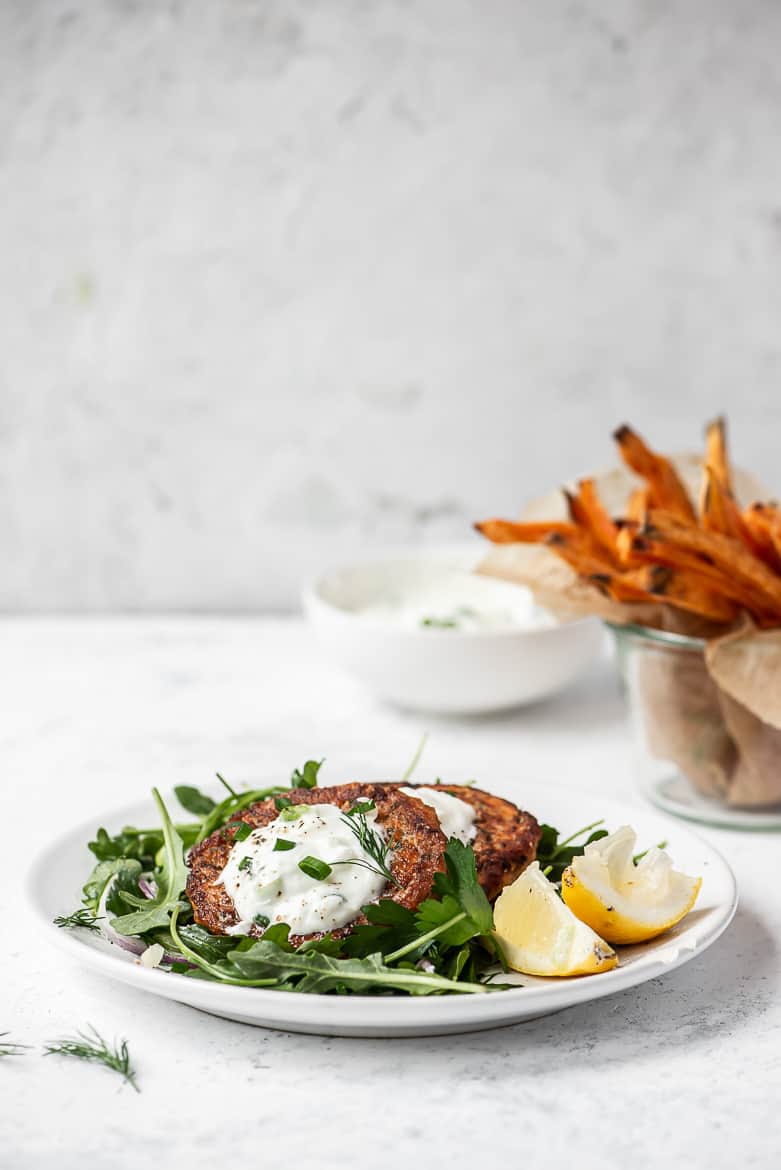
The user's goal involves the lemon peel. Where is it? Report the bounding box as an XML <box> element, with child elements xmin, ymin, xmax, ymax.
<box><xmin>561</xmin><ymin>825</ymin><xmax>701</xmax><ymax>945</ymax></box>
<box><xmin>493</xmin><ymin>861</ymin><xmax>617</xmax><ymax>977</ymax></box>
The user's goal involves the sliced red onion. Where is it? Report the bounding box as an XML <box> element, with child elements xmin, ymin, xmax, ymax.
<box><xmin>95</xmin><ymin>877</ymin><xmax>192</xmax><ymax>967</ymax></box>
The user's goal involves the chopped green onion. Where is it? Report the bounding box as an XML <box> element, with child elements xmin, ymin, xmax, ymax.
<box><xmin>346</xmin><ymin>800</ymin><xmax>375</xmax><ymax>817</ymax></box>
<box><xmin>238</xmin><ymin>856</ymin><xmax>253</xmax><ymax>873</ymax></box>
<box><xmin>274</xmin><ymin>796</ymin><xmax>293</xmax><ymax>811</ymax></box>
<box><xmin>273</xmin><ymin>839</ymin><xmax>296</xmax><ymax>852</ymax></box>
<box><xmin>233</xmin><ymin>822</ymin><xmax>253</xmax><ymax>842</ymax></box>
<box><xmin>253</xmin><ymin>913</ymin><xmax>270</xmax><ymax>928</ymax></box>
<box><xmin>298</xmin><ymin>856</ymin><xmax>332</xmax><ymax>881</ymax></box>
<box><xmin>280</xmin><ymin>804</ymin><xmax>308</xmax><ymax>822</ymax></box>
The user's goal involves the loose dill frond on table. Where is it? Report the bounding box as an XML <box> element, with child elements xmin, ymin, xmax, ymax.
<box><xmin>43</xmin><ymin>1025</ymin><xmax>139</xmax><ymax>1092</ymax></box>
<box><xmin>0</xmin><ymin>1032</ymin><xmax>29</xmax><ymax>1057</ymax></box>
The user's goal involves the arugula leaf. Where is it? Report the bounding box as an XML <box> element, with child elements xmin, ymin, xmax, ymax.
<box><xmin>110</xmin><ymin>789</ymin><xmax>187</xmax><ymax>935</ymax></box>
<box><xmin>536</xmin><ymin>821</ymin><xmax>608</xmax><ymax>883</ymax></box>
<box><xmin>340</xmin><ymin>900</ymin><xmax>419</xmax><ymax>960</ymax></box>
<box><xmin>87</xmin><ymin>822</ymin><xmax>200</xmax><ymax>867</ymax></box>
<box><xmin>195</xmin><ymin>783</ymin><xmax>289</xmax><ymax>844</ymax></box>
<box><xmin>104</xmin><ymin>860</ymin><xmax>147</xmax><ymax>917</ymax></box>
<box><xmin>169</xmin><ymin>905</ymin><xmax>280</xmax><ymax>986</ymax></box>
<box><xmin>175</xmin><ymin>923</ymin><xmax>238</xmax><ymax>965</ymax></box>
<box><xmin>291</xmin><ymin>760</ymin><xmax>323</xmax><ymax>789</ymax></box>
<box><xmin>82</xmin><ymin>858</ymin><xmax>142</xmax><ymax>918</ymax></box>
<box><xmin>88</xmin><ymin>826</ymin><xmax>160</xmax><ymax>867</ymax></box>
<box><xmin>174</xmin><ymin>786</ymin><xmax>217</xmax><ymax>817</ymax></box>
<box><xmin>224</xmin><ymin>940</ymin><xmax>491</xmax><ymax>996</ymax></box>
<box><xmin>445</xmin><ymin>944</ymin><xmax>471</xmax><ymax>982</ymax></box>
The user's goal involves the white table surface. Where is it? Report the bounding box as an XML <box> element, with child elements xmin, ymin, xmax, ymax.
<box><xmin>2</xmin><ymin>618</ymin><xmax>779</xmax><ymax>1169</ymax></box>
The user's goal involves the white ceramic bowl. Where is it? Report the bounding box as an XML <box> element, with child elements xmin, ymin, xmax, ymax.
<box><xmin>302</xmin><ymin>546</ymin><xmax>603</xmax><ymax>714</ymax></box>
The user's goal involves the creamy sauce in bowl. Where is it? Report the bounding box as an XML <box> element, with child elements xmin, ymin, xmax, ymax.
<box><xmin>356</xmin><ymin>572</ymin><xmax>554</xmax><ymax>633</ymax></box>
<box><xmin>218</xmin><ymin>803</ymin><xmax>389</xmax><ymax>936</ymax></box>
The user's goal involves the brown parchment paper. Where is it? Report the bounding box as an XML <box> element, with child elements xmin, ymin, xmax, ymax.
<box><xmin>632</xmin><ymin>641</ymin><xmax>735</xmax><ymax>800</ymax></box>
<box><xmin>706</xmin><ymin>624</ymin><xmax>781</xmax><ymax>806</ymax></box>
<box><xmin>478</xmin><ymin>456</ymin><xmax>781</xmax><ymax>808</ymax></box>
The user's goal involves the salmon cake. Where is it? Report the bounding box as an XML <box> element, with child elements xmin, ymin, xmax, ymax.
<box><xmin>186</xmin><ymin>783</ymin><xmax>447</xmax><ymax>946</ymax></box>
<box><xmin>399</xmin><ymin>783</ymin><xmax>540</xmax><ymax>900</ymax></box>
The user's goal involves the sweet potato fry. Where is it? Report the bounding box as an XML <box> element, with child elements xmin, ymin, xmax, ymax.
<box><xmin>613</xmin><ymin>425</ymin><xmax>697</xmax><ymax>524</ymax></box>
<box><xmin>699</xmin><ymin>464</ymin><xmax>759</xmax><ymax>548</ymax></box>
<box><xmin>643</xmin><ymin>568</ymin><xmax>739</xmax><ymax>624</ymax></box>
<box><xmin>742</xmin><ymin>503</ymin><xmax>781</xmax><ymax>572</ymax></box>
<box><xmin>601</xmin><ymin>565</ymin><xmax>672</xmax><ymax>601</ymax></box>
<box><xmin>587</xmin><ymin>572</ymin><xmax>657</xmax><ymax>606</ymax></box>
<box><xmin>588</xmin><ymin>564</ymin><xmax>736</xmax><ymax>621</ymax></box>
<box><xmin>562</xmin><ymin>488</ymin><xmax>590</xmax><ymax>528</ymax></box>
<box><xmin>625</xmin><ymin>487</ymin><xmax>650</xmax><ymax>526</ymax></box>
<box><xmin>476</xmin><ymin>416</ymin><xmax>781</xmax><ymax>633</ymax></box>
<box><xmin>645</xmin><ymin>510</ymin><xmax>781</xmax><ymax>613</ymax></box>
<box><xmin>573</xmin><ymin>478</ymin><xmax>621</xmax><ymax>559</ymax></box>
<box><xmin>474</xmin><ymin>519</ymin><xmax>577</xmax><ymax>545</ymax></box>
<box><xmin>614</xmin><ymin>518</ymin><xmax>645</xmax><ymax>568</ymax></box>
<box><xmin>699</xmin><ymin>464</ymin><xmax>731</xmax><ymax>534</ymax></box>
<box><xmin>544</xmin><ymin>532</ymin><xmax>618</xmax><ymax>579</ymax></box>
<box><xmin>628</xmin><ymin>531</ymin><xmax>777</xmax><ymax>618</ymax></box>
<box><xmin>705</xmin><ymin>415</ymin><xmax>731</xmax><ymax>493</ymax></box>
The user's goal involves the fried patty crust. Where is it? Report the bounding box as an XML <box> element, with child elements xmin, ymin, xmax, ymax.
<box><xmin>402</xmin><ymin>783</ymin><xmax>541</xmax><ymax>901</ymax></box>
<box><xmin>186</xmin><ymin>783</ymin><xmax>447</xmax><ymax>945</ymax></box>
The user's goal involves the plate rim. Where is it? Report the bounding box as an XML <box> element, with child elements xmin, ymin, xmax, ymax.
<box><xmin>26</xmin><ymin>785</ymin><xmax>739</xmax><ymax>1031</ymax></box>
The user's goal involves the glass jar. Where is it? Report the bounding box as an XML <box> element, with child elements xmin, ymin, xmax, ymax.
<box><xmin>609</xmin><ymin>622</ymin><xmax>781</xmax><ymax>829</ymax></box>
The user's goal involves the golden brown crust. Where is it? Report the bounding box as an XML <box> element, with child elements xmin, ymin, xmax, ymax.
<box><xmin>185</xmin><ymin>783</ymin><xmax>447</xmax><ymax>945</ymax></box>
<box><xmin>402</xmin><ymin>783</ymin><xmax>541</xmax><ymax>900</ymax></box>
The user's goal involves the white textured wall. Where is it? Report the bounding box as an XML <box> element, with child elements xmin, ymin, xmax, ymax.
<box><xmin>2</xmin><ymin>0</ymin><xmax>781</xmax><ymax>611</ymax></box>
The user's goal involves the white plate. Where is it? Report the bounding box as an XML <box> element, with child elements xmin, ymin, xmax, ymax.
<box><xmin>27</xmin><ymin>783</ymin><xmax>737</xmax><ymax>1037</ymax></box>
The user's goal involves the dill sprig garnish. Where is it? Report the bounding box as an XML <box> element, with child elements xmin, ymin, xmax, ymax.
<box><xmin>53</xmin><ymin>909</ymin><xmax>102</xmax><ymax>933</ymax></box>
<box><xmin>339</xmin><ymin>801</ymin><xmax>399</xmax><ymax>887</ymax></box>
<box><xmin>0</xmin><ymin>1033</ymin><xmax>29</xmax><ymax>1056</ymax></box>
<box><xmin>44</xmin><ymin>1025</ymin><xmax>139</xmax><ymax>1092</ymax></box>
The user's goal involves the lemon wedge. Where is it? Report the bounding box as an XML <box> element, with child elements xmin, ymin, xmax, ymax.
<box><xmin>561</xmin><ymin>825</ymin><xmax>701</xmax><ymax>945</ymax></box>
<box><xmin>493</xmin><ymin>861</ymin><xmax>617</xmax><ymax>977</ymax></box>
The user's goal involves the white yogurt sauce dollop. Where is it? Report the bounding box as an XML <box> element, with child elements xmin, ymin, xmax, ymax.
<box><xmin>218</xmin><ymin>803</ymin><xmax>388</xmax><ymax>936</ymax></box>
<box><xmin>400</xmin><ymin>786</ymin><xmax>477</xmax><ymax>845</ymax></box>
